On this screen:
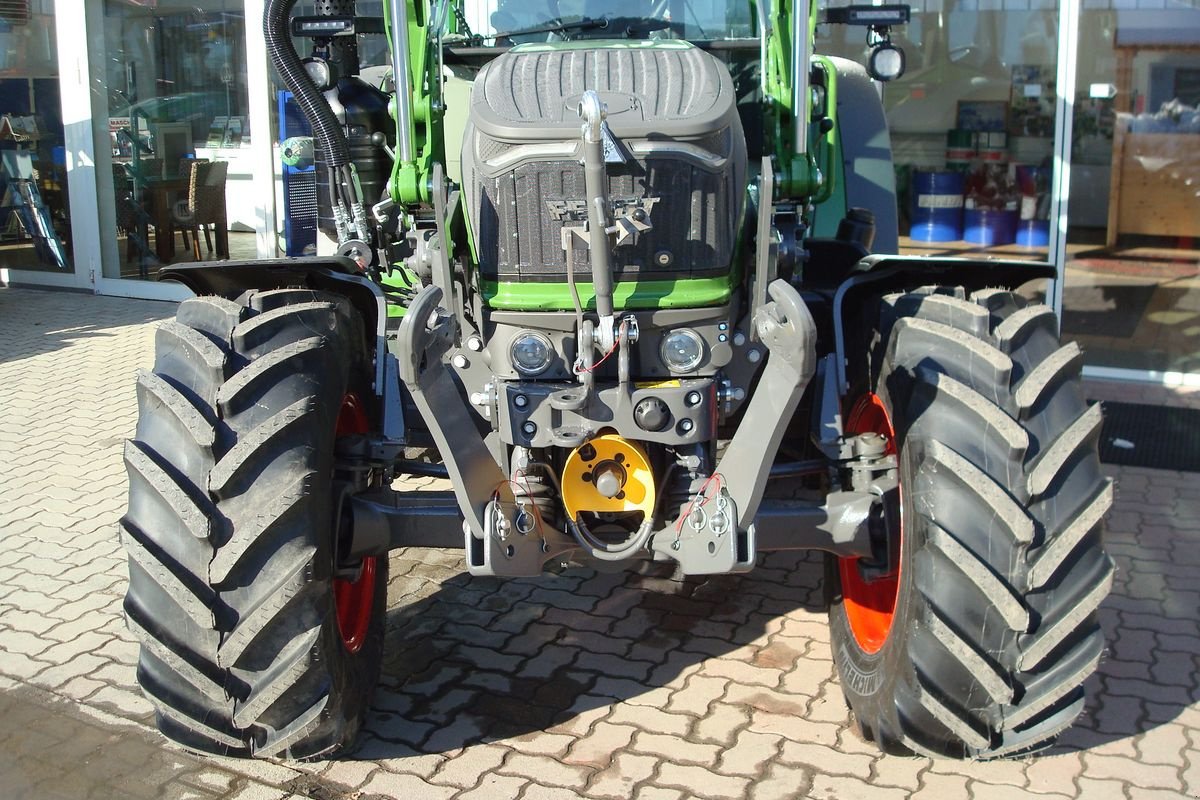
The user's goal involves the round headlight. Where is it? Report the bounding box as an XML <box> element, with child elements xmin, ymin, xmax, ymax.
<box><xmin>509</xmin><ymin>331</ymin><xmax>554</xmax><ymax>375</ymax></box>
<box><xmin>867</xmin><ymin>43</ymin><xmax>906</xmax><ymax>82</ymax></box>
<box><xmin>660</xmin><ymin>329</ymin><xmax>705</xmax><ymax>373</ymax></box>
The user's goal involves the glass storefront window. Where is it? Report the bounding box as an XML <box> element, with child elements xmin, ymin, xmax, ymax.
<box><xmin>0</xmin><ymin>4</ymin><xmax>73</xmax><ymax>273</ymax></box>
<box><xmin>93</xmin><ymin>0</ymin><xmax>255</xmax><ymax>280</ymax></box>
<box><xmin>1063</xmin><ymin>3</ymin><xmax>1200</xmax><ymax>377</ymax></box>
<box><xmin>819</xmin><ymin>0</ymin><xmax>1060</xmax><ymax>265</ymax></box>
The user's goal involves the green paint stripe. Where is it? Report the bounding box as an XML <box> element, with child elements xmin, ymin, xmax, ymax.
<box><xmin>482</xmin><ymin>277</ymin><xmax>733</xmax><ymax>310</ymax></box>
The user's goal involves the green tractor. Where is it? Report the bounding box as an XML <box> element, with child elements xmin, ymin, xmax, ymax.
<box><xmin>122</xmin><ymin>0</ymin><xmax>1113</xmax><ymax>761</ymax></box>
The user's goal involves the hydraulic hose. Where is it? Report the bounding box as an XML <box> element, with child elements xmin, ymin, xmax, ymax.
<box><xmin>263</xmin><ymin>0</ymin><xmax>350</xmax><ymax>168</ymax></box>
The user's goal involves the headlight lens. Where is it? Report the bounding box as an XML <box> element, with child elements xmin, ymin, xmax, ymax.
<box><xmin>868</xmin><ymin>43</ymin><xmax>906</xmax><ymax>82</ymax></box>
<box><xmin>510</xmin><ymin>331</ymin><xmax>554</xmax><ymax>375</ymax></box>
<box><xmin>660</xmin><ymin>329</ymin><xmax>705</xmax><ymax>373</ymax></box>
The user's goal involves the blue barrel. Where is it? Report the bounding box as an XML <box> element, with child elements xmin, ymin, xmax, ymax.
<box><xmin>1016</xmin><ymin>219</ymin><xmax>1050</xmax><ymax>247</ymax></box>
<box><xmin>910</xmin><ymin>171</ymin><xmax>964</xmax><ymax>242</ymax></box>
<box><xmin>964</xmin><ymin>209</ymin><xmax>1017</xmax><ymax>246</ymax></box>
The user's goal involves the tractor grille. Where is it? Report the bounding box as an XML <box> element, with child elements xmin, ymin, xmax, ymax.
<box><xmin>475</xmin><ymin>156</ymin><xmax>738</xmax><ymax>282</ymax></box>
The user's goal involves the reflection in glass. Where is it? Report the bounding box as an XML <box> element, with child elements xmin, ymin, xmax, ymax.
<box><xmin>98</xmin><ymin>0</ymin><xmax>255</xmax><ymax>279</ymax></box>
<box><xmin>819</xmin><ymin>1</ymin><xmax>1059</xmax><ymax>263</ymax></box>
<box><xmin>0</xmin><ymin>10</ymin><xmax>73</xmax><ymax>273</ymax></box>
<box><xmin>1063</xmin><ymin>6</ymin><xmax>1200</xmax><ymax>377</ymax></box>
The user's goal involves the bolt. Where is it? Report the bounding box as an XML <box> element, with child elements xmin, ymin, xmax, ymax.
<box><xmin>733</xmin><ymin>332</ymin><xmax>746</xmax><ymax>346</ymax></box>
<box><xmin>685</xmin><ymin>391</ymin><xmax>701</xmax><ymax>407</ymax></box>
<box><xmin>718</xmin><ymin>334</ymin><xmax>728</xmax><ymax>343</ymax></box>
<box><xmin>452</xmin><ymin>354</ymin><xmax>468</xmax><ymax>369</ymax></box>
<box><xmin>747</xmin><ymin>349</ymin><xmax>762</xmax><ymax>363</ymax></box>
<box><xmin>514</xmin><ymin>394</ymin><xmax>528</xmax><ymax>409</ymax></box>
<box><xmin>522</xmin><ymin>421</ymin><xmax>537</xmax><ymax>436</ymax></box>
<box><xmin>679</xmin><ymin>419</ymin><xmax>694</xmax><ymax>433</ymax></box>
<box><xmin>467</xmin><ymin>335</ymin><xmax>484</xmax><ymax>351</ymax></box>
<box><xmin>718</xmin><ymin>322</ymin><xmax>728</xmax><ymax>331</ymax></box>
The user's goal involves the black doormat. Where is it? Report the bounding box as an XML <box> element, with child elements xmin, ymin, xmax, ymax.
<box><xmin>1093</xmin><ymin>400</ymin><xmax>1200</xmax><ymax>472</ymax></box>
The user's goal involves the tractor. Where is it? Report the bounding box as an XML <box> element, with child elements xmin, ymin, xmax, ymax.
<box><xmin>122</xmin><ymin>0</ymin><xmax>1113</xmax><ymax>761</ymax></box>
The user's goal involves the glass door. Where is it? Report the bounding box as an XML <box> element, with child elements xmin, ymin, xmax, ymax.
<box><xmin>88</xmin><ymin>0</ymin><xmax>258</xmax><ymax>284</ymax></box>
<box><xmin>1062</xmin><ymin>3</ymin><xmax>1200</xmax><ymax>382</ymax></box>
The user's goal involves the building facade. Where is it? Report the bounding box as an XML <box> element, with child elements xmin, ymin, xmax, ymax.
<box><xmin>1</xmin><ymin>0</ymin><xmax>1198</xmax><ymax>384</ymax></box>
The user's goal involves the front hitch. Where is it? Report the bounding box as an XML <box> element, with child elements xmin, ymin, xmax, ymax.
<box><xmin>649</xmin><ymin>279</ymin><xmax>818</xmax><ymax>573</ymax></box>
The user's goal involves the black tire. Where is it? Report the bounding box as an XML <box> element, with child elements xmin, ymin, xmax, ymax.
<box><xmin>828</xmin><ymin>287</ymin><xmax>1114</xmax><ymax>758</ymax></box>
<box><xmin>121</xmin><ymin>289</ymin><xmax>388</xmax><ymax>759</ymax></box>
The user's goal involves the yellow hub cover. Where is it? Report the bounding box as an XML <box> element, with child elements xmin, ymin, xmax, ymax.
<box><xmin>561</xmin><ymin>434</ymin><xmax>656</xmax><ymax>521</ymax></box>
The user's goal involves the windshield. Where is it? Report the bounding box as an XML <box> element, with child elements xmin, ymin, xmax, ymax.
<box><xmin>456</xmin><ymin>0</ymin><xmax>758</xmax><ymax>43</ymax></box>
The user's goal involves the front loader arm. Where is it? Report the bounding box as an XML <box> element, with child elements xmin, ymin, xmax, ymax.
<box><xmin>385</xmin><ymin>0</ymin><xmax>446</xmax><ymax>205</ymax></box>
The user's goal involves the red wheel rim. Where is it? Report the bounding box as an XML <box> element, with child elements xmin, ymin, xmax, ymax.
<box><xmin>838</xmin><ymin>393</ymin><xmax>901</xmax><ymax>654</ymax></box>
<box><xmin>334</xmin><ymin>393</ymin><xmax>376</xmax><ymax>654</ymax></box>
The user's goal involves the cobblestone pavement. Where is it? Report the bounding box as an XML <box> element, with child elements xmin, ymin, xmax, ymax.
<box><xmin>2</xmin><ymin>286</ymin><xmax>1199</xmax><ymax>800</ymax></box>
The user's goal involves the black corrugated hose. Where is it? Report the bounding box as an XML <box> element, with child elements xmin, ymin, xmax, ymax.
<box><xmin>263</xmin><ymin>0</ymin><xmax>350</xmax><ymax>169</ymax></box>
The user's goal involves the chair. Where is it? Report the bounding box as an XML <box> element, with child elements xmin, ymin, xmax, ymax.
<box><xmin>175</xmin><ymin>160</ymin><xmax>229</xmax><ymax>260</ymax></box>
<box><xmin>174</xmin><ymin>157</ymin><xmax>207</xmax><ymax>250</ymax></box>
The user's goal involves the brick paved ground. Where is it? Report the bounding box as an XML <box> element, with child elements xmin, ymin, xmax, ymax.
<box><xmin>1</xmin><ymin>286</ymin><xmax>1199</xmax><ymax>799</ymax></box>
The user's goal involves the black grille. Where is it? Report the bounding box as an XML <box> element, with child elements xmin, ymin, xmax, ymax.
<box><xmin>476</xmin><ymin>157</ymin><xmax>737</xmax><ymax>283</ymax></box>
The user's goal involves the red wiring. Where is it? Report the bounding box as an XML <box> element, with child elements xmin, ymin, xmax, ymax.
<box><xmin>573</xmin><ymin>338</ymin><xmax>619</xmax><ymax>375</ymax></box>
<box><xmin>675</xmin><ymin>472</ymin><xmax>725</xmax><ymax>533</ymax></box>
<box><xmin>494</xmin><ymin>476</ymin><xmax>545</xmax><ymax>535</ymax></box>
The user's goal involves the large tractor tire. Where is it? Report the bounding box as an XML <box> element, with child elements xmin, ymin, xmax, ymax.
<box><xmin>121</xmin><ymin>289</ymin><xmax>388</xmax><ymax>759</ymax></box>
<box><xmin>828</xmin><ymin>287</ymin><xmax>1114</xmax><ymax>758</ymax></box>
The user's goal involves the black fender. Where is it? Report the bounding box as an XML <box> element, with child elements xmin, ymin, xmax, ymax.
<box><xmin>160</xmin><ymin>257</ymin><xmax>383</xmax><ymax>342</ymax></box>
<box><xmin>832</xmin><ymin>255</ymin><xmax>1057</xmax><ymax>397</ymax></box>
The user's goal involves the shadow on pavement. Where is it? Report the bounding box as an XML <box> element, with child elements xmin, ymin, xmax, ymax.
<box><xmin>357</xmin><ymin>551</ymin><xmax>828</xmax><ymax>757</ymax></box>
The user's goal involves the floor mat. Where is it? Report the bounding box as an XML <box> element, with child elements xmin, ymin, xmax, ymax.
<box><xmin>1093</xmin><ymin>400</ymin><xmax>1200</xmax><ymax>472</ymax></box>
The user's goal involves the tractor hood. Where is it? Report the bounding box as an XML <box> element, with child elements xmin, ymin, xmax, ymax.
<box><xmin>469</xmin><ymin>41</ymin><xmax>740</xmax><ymax>140</ymax></box>
<box><xmin>461</xmin><ymin>42</ymin><xmax>748</xmax><ymax>289</ymax></box>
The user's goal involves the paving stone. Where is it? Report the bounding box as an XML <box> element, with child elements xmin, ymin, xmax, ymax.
<box><xmin>359</xmin><ymin>770</ymin><xmax>455</xmax><ymax>799</ymax></box>
<box><xmin>501</xmin><ymin>731</ymin><xmax>576</xmax><ymax>757</ymax></box>
<box><xmin>427</xmin><ymin>743</ymin><xmax>508</xmax><ymax>788</ymax></box>
<box><xmin>747</xmin><ymin>761</ymin><xmax>812</xmax><ymax>800</ymax></box>
<box><xmin>458</xmin><ymin>773</ymin><xmax>527</xmax><ymax>799</ymax></box>
<box><xmin>1084</xmin><ymin>752</ymin><xmax>1182</xmax><ymax>790</ymax></box>
<box><xmin>629</xmin><ymin>731</ymin><xmax>720</xmax><ymax>767</ymax></box>
<box><xmin>1135</xmin><ymin>722</ymin><xmax>1190</xmax><ymax>766</ymax></box>
<box><xmin>868</xmin><ymin>753</ymin><xmax>925</xmax><ymax>791</ymax></box>
<box><xmin>777</xmin><ymin>741</ymin><xmax>873</xmax><ymax>778</ymax></box>
<box><xmin>1128</xmin><ymin>789</ymin><xmax>1195</xmax><ymax>800</ymax></box>
<box><xmin>605</xmin><ymin>704</ymin><xmax>691</xmax><ymax>737</ymax></box>
<box><xmin>715</xmin><ymin>729</ymin><xmax>782</xmax><ymax>777</ymax></box>
<box><xmin>971</xmin><ymin>782</ymin><xmax>1071</xmax><ymax>800</ymax></box>
<box><xmin>692</xmin><ymin>701</ymin><xmax>752</xmax><ymax>747</ymax></box>
<box><xmin>1074</xmin><ymin>777</ymin><xmax>1131</xmax><ymax>800</ymax></box>
<box><xmin>585</xmin><ymin>752</ymin><xmax>658</xmax><ymax>799</ymax></box>
<box><xmin>1023</xmin><ymin>751</ymin><xmax>1082</xmax><ymax>796</ymax></box>
<box><xmin>521</xmin><ymin>784</ymin><xmax>589</xmax><ymax>800</ymax></box>
<box><xmin>655</xmin><ymin>763</ymin><xmax>749</xmax><ymax>799</ymax></box>
<box><xmin>664</xmin><ymin>674</ymin><xmax>728</xmax><ymax>716</ymax></box>
<box><xmin>701</xmin><ymin>656</ymin><xmax>783</xmax><ymax>688</ymax></box>
<box><xmin>747</xmin><ymin>709</ymin><xmax>840</xmax><ymax>745</ymax></box>
<box><xmin>313</xmin><ymin>760</ymin><xmax>377</xmax><ymax>790</ymax></box>
<box><xmin>498</xmin><ymin>753</ymin><xmax>593</xmax><ymax>789</ymax></box>
<box><xmin>562</xmin><ymin>722</ymin><xmax>636</xmax><ymax>768</ymax></box>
